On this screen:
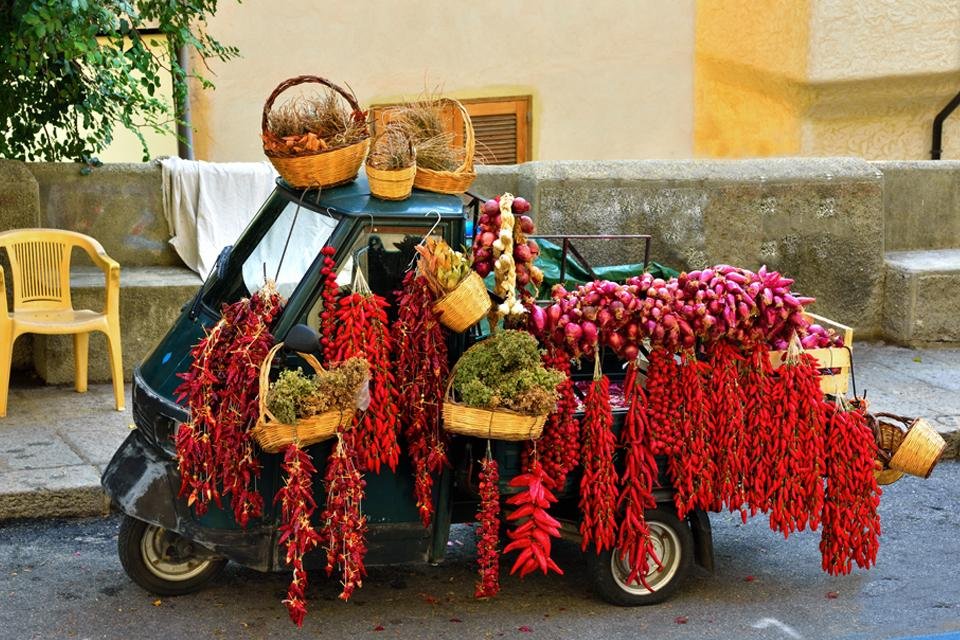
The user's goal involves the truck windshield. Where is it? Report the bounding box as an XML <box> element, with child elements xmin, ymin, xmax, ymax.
<box><xmin>241</xmin><ymin>198</ymin><xmax>339</xmax><ymax>298</ymax></box>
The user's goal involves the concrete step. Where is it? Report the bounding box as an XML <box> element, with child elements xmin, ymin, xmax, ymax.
<box><xmin>30</xmin><ymin>266</ymin><xmax>202</xmax><ymax>384</ymax></box>
<box><xmin>882</xmin><ymin>249</ymin><xmax>960</xmax><ymax>346</ymax></box>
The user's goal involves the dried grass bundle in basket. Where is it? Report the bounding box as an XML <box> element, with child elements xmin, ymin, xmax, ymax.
<box><xmin>392</xmin><ymin>96</ymin><xmax>476</xmax><ymax>194</ymax></box>
<box><xmin>365</xmin><ymin>124</ymin><xmax>416</xmax><ymax>200</ymax></box>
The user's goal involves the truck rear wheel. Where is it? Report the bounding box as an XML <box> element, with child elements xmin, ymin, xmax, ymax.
<box><xmin>118</xmin><ymin>515</ymin><xmax>226</xmax><ymax>596</ymax></box>
<box><xmin>586</xmin><ymin>506</ymin><xmax>693</xmax><ymax>606</ymax></box>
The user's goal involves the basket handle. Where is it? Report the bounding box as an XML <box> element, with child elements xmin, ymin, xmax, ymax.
<box><xmin>258</xmin><ymin>341</ymin><xmax>328</xmax><ymax>423</ymax></box>
<box><xmin>261</xmin><ymin>75</ymin><xmax>365</xmax><ymax>136</ymax></box>
<box><xmin>873</xmin><ymin>412</ymin><xmax>915</xmax><ymax>430</ymax></box>
<box><xmin>444</xmin><ymin>357</ymin><xmax>461</xmax><ymax>402</ymax></box>
<box><xmin>443</xmin><ymin>98</ymin><xmax>475</xmax><ymax>174</ymax></box>
<box><xmin>258</xmin><ymin>342</ymin><xmax>285</xmax><ymax>423</ymax></box>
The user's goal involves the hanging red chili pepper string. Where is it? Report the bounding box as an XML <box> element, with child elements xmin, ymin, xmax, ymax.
<box><xmin>358</xmin><ymin>294</ymin><xmax>402</xmax><ymax>473</ymax></box>
<box><xmin>318</xmin><ymin>247</ymin><xmax>340</xmax><ymax>360</ymax></box>
<box><xmin>706</xmin><ymin>341</ymin><xmax>748</xmax><ymax>518</ymax></box>
<box><xmin>394</xmin><ymin>271</ymin><xmax>449</xmax><ymax>527</ymax></box>
<box><xmin>820</xmin><ymin>401</ymin><xmax>881</xmax><ymax>575</ymax></box>
<box><xmin>579</xmin><ymin>358</ymin><xmax>619</xmax><ymax>553</ymax></box>
<box><xmin>740</xmin><ymin>342</ymin><xmax>775</xmax><ymax>516</ymax></box>
<box><xmin>616</xmin><ymin>360</ymin><xmax>663</xmax><ymax>590</ymax></box>
<box><xmin>766</xmin><ymin>342</ymin><xmax>826</xmax><ymax>536</ymax></box>
<box><xmin>522</xmin><ymin>343</ymin><xmax>579</xmax><ymax>488</ymax></box>
<box><xmin>320</xmin><ymin>434</ymin><xmax>368</xmax><ymax>601</ymax></box>
<box><xmin>643</xmin><ymin>347</ymin><xmax>684</xmax><ymax>456</ymax></box>
<box><xmin>175</xmin><ymin>283</ymin><xmax>283</xmax><ymax>526</ymax></box>
<box><xmin>474</xmin><ymin>453</ymin><xmax>501</xmax><ymax>598</ymax></box>
<box><xmin>670</xmin><ymin>350</ymin><xmax>716</xmax><ymax>520</ymax></box>
<box><xmin>328</xmin><ymin>279</ymin><xmax>400</xmax><ymax>474</ymax></box>
<box><xmin>504</xmin><ymin>461</ymin><xmax>564</xmax><ymax>577</ymax></box>
<box><xmin>276</xmin><ymin>443</ymin><xmax>323</xmax><ymax>627</ymax></box>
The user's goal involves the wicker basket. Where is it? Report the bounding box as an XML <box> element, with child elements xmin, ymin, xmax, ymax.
<box><xmin>441</xmin><ymin>365</ymin><xmax>548</xmax><ymax>441</ymax></box>
<box><xmin>250</xmin><ymin>343</ymin><xmax>354</xmax><ymax>453</ymax></box>
<box><xmin>261</xmin><ymin>75</ymin><xmax>370</xmax><ymax>189</ymax></box>
<box><xmin>868</xmin><ymin>413</ymin><xmax>905</xmax><ymax>485</ymax></box>
<box><xmin>882</xmin><ymin>414</ymin><xmax>947</xmax><ymax>479</ymax></box>
<box><xmin>366</xmin><ymin>163</ymin><xmax>416</xmax><ymax>201</ymax></box>
<box><xmin>433</xmin><ymin>271</ymin><xmax>490</xmax><ymax>332</ymax></box>
<box><xmin>412</xmin><ymin>98</ymin><xmax>477</xmax><ymax>195</ymax></box>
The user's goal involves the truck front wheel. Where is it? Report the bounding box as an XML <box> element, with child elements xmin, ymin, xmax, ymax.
<box><xmin>586</xmin><ymin>506</ymin><xmax>693</xmax><ymax>606</ymax></box>
<box><xmin>118</xmin><ymin>515</ymin><xmax>227</xmax><ymax>596</ymax></box>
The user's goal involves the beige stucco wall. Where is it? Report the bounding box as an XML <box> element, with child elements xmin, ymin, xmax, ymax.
<box><xmin>696</xmin><ymin>0</ymin><xmax>960</xmax><ymax>160</ymax></box>
<box><xmin>187</xmin><ymin>0</ymin><xmax>695</xmax><ymax>162</ymax></box>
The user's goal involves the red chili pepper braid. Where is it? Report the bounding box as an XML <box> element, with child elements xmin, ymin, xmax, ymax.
<box><xmin>819</xmin><ymin>402</ymin><xmax>881</xmax><ymax>575</ymax></box>
<box><xmin>707</xmin><ymin>342</ymin><xmax>748</xmax><ymax>518</ymax></box>
<box><xmin>329</xmin><ymin>290</ymin><xmax>400</xmax><ymax>473</ymax></box>
<box><xmin>579</xmin><ymin>373</ymin><xmax>619</xmax><ymax>553</ymax></box>
<box><xmin>318</xmin><ymin>247</ymin><xmax>340</xmax><ymax>362</ymax></box>
<box><xmin>320</xmin><ymin>436</ymin><xmax>368</xmax><ymax>601</ymax></box>
<box><xmin>276</xmin><ymin>443</ymin><xmax>323</xmax><ymax>627</ymax></box>
<box><xmin>504</xmin><ymin>462</ymin><xmax>564</xmax><ymax>578</ymax></box>
<box><xmin>393</xmin><ymin>272</ymin><xmax>449</xmax><ymax>527</ymax></box>
<box><xmin>669</xmin><ymin>350</ymin><xmax>717</xmax><ymax>520</ymax></box>
<box><xmin>740</xmin><ymin>343</ymin><xmax>774</xmax><ymax>515</ymax></box>
<box><xmin>174</xmin><ymin>285</ymin><xmax>283</xmax><ymax>525</ymax></box>
<box><xmin>522</xmin><ymin>343</ymin><xmax>579</xmax><ymax>487</ymax></box>
<box><xmin>766</xmin><ymin>351</ymin><xmax>826</xmax><ymax>536</ymax></box>
<box><xmin>644</xmin><ymin>347</ymin><xmax>684</xmax><ymax>456</ymax></box>
<box><xmin>475</xmin><ymin>456</ymin><xmax>501</xmax><ymax>598</ymax></box>
<box><xmin>616</xmin><ymin>361</ymin><xmax>663</xmax><ymax>590</ymax></box>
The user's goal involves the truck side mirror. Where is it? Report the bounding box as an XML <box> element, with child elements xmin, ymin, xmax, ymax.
<box><xmin>285</xmin><ymin>324</ymin><xmax>321</xmax><ymax>355</ymax></box>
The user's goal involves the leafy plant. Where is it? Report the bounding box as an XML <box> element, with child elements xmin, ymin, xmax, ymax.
<box><xmin>266</xmin><ymin>358</ymin><xmax>369</xmax><ymax>425</ymax></box>
<box><xmin>453</xmin><ymin>330</ymin><xmax>565</xmax><ymax>416</ymax></box>
<box><xmin>0</xmin><ymin>0</ymin><xmax>239</xmax><ymax>162</ymax></box>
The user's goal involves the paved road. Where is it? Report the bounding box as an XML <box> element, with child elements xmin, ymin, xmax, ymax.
<box><xmin>1</xmin><ymin>463</ymin><xmax>958</xmax><ymax>640</ymax></box>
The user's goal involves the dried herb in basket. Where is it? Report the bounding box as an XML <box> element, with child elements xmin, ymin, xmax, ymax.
<box><xmin>265</xmin><ymin>357</ymin><xmax>369</xmax><ymax>425</ymax></box>
<box><xmin>263</xmin><ymin>90</ymin><xmax>368</xmax><ymax>158</ymax></box>
<box><xmin>393</xmin><ymin>96</ymin><xmax>464</xmax><ymax>172</ymax></box>
<box><xmin>453</xmin><ymin>330</ymin><xmax>564</xmax><ymax>416</ymax></box>
<box><xmin>367</xmin><ymin>125</ymin><xmax>415</xmax><ymax>170</ymax></box>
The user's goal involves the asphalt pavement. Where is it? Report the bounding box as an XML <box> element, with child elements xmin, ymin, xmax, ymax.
<box><xmin>0</xmin><ymin>462</ymin><xmax>958</xmax><ymax>640</ymax></box>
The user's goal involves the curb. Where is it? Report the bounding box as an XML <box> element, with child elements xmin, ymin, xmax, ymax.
<box><xmin>0</xmin><ymin>484</ymin><xmax>110</xmax><ymax>522</ymax></box>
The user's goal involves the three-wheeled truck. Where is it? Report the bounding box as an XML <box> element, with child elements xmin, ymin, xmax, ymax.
<box><xmin>101</xmin><ymin>175</ymin><xmax>714</xmax><ymax>607</ymax></box>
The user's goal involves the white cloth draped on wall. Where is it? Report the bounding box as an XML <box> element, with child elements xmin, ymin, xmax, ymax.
<box><xmin>160</xmin><ymin>157</ymin><xmax>278</xmax><ymax>278</ymax></box>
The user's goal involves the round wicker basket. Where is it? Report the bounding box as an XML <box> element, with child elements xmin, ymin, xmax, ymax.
<box><xmin>412</xmin><ymin>98</ymin><xmax>476</xmax><ymax>195</ymax></box>
<box><xmin>366</xmin><ymin>163</ymin><xmax>416</xmax><ymax>201</ymax></box>
<box><xmin>250</xmin><ymin>343</ymin><xmax>354</xmax><ymax>453</ymax></box>
<box><xmin>441</xmin><ymin>364</ymin><xmax>549</xmax><ymax>441</ymax></box>
<box><xmin>261</xmin><ymin>75</ymin><xmax>370</xmax><ymax>189</ymax></box>
<box><xmin>884</xmin><ymin>414</ymin><xmax>946</xmax><ymax>479</ymax></box>
<box><xmin>433</xmin><ymin>271</ymin><xmax>490</xmax><ymax>333</ymax></box>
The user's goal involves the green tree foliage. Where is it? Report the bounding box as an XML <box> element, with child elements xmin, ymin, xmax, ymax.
<box><xmin>0</xmin><ymin>0</ymin><xmax>238</xmax><ymax>162</ymax></box>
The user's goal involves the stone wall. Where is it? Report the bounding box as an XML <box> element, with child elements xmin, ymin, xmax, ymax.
<box><xmin>0</xmin><ymin>158</ymin><xmax>957</xmax><ymax>382</ymax></box>
<box><xmin>475</xmin><ymin>158</ymin><xmax>885</xmax><ymax>336</ymax></box>
<box><xmin>872</xmin><ymin>160</ymin><xmax>960</xmax><ymax>252</ymax></box>
<box><xmin>28</xmin><ymin>162</ymin><xmax>176</xmax><ymax>267</ymax></box>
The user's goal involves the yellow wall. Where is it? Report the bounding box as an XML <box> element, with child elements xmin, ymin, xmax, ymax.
<box><xmin>695</xmin><ymin>0</ymin><xmax>960</xmax><ymax>160</ymax></box>
<box><xmin>96</xmin><ymin>35</ymin><xmax>179</xmax><ymax>163</ymax></box>
<box><xmin>187</xmin><ymin>0</ymin><xmax>696</xmax><ymax>162</ymax></box>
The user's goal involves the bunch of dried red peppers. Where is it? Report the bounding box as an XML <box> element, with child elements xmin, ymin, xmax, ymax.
<box><xmin>174</xmin><ymin>242</ymin><xmax>882</xmax><ymax>627</ymax></box>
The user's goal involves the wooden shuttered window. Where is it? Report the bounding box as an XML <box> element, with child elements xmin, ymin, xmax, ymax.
<box><xmin>461</xmin><ymin>96</ymin><xmax>531</xmax><ymax>165</ymax></box>
<box><xmin>370</xmin><ymin>95</ymin><xmax>532</xmax><ymax>165</ymax></box>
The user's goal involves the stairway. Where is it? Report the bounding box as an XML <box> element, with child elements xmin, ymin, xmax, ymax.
<box><xmin>882</xmin><ymin>249</ymin><xmax>960</xmax><ymax>346</ymax></box>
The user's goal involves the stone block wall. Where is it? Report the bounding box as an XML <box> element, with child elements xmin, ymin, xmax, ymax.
<box><xmin>476</xmin><ymin>158</ymin><xmax>885</xmax><ymax>336</ymax></box>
